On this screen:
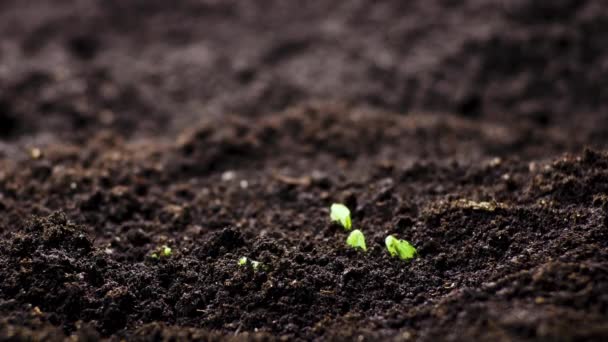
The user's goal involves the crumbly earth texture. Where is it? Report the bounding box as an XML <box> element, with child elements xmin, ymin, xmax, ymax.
<box><xmin>1</xmin><ymin>1</ymin><xmax>608</xmax><ymax>341</ymax></box>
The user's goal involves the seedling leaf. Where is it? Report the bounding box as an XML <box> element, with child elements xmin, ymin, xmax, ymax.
<box><xmin>151</xmin><ymin>245</ymin><xmax>172</xmax><ymax>259</ymax></box>
<box><xmin>161</xmin><ymin>245</ymin><xmax>172</xmax><ymax>257</ymax></box>
<box><xmin>385</xmin><ymin>235</ymin><xmax>417</xmax><ymax>261</ymax></box>
<box><xmin>238</xmin><ymin>257</ymin><xmax>262</xmax><ymax>271</ymax></box>
<box><xmin>346</xmin><ymin>229</ymin><xmax>367</xmax><ymax>251</ymax></box>
<box><xmin>330</xmin><ymin>203</ymin><xmax>352</xmax><ymax>230</ymax></box>
<box><xmin>251</xmin><ymin>260</ymin><xmax>261</xmax><ymax>270</ymax></box>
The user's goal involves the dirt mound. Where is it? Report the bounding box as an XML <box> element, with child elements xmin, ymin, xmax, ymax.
<box><xmin>1</xmin><ymin>0</ymin><xmax>608</xmax><ymax>340</ymax></box>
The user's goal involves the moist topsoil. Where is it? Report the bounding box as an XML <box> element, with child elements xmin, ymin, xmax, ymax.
<box><xmin>1</xmin><ymin>1</ymin><xmax>608</xmax><ymax>341</ymax></box>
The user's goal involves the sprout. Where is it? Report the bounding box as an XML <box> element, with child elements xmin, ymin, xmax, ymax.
<box><xmin>238</xmin><ymin>257</ymin><xmax>262</xmax><ymax>271</ymax></box>
<box><xmin>385</xmin><ymin>235</ymin><xmax>417</xmax><ymax>261</ymax></box>
<box><xmin>151</xmin><ymin>245</ymin><xmax>172</xmax><ymax>259</ymax></box>
<box><xmin>346</xmin><ymin>229</ymin><xmax>367</xmax><ymax>251</ymax></box>
<box><xmin>251</xmin><ymin>260</ymin><xmax>261</xmax><ymax>270</ymax></box>
<box><xmin>161</xmin><ymin>245</ymin><xmax>172</xmax><ymax>257</ymax></box>
<box><xmin>330</xmin><ymin>203</ymin><xmax>352</xmax><ymax>230</ymax></box>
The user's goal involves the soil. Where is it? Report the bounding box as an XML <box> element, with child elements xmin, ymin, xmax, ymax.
<box><xmin>1</xmin><ymin>0</ymin><xmax>608</xmax><ymax>341</ymax></box>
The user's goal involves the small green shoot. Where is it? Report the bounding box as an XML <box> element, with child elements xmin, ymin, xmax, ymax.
<box><xmin>161</xmin><ymin>245</ymin><xmax>172</xmax><ymax>257</ymax></box>
<box><xmin>330</xmin><ymin>203</ymin><xmax>352</xmax><ymax>230</ymax></box>
<box><xmin>385</xmin><ymin>235</ymin><xmax>417</xmax><ymax>261</ymax></box>
<box><xmin>151</xmin><ymin>245</ymin><xmax>172</xmax><ymax>259</ymax></box>
<box><xmin>238</xmin><ymin>257</ymin><xmax>262</xmax><ymax>271</ymax></box>
<box><xmin>251</xmin><ymin>260</ymin><xmax>261</xmax><ymax>270</ymax></box>
<box><xmin>346</xmin><ymin>229</ymin><xmax>367</xmax><ymax>251</ymax></box>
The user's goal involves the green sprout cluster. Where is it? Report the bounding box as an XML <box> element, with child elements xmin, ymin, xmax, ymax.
<box><xmin>331</xmin><ymin>203</ymin><xmax>366</xmax><ymax>252</ymax></box>
<box><xmin>330</xmin><ymin>203</ymin><xmax>417</xmax><ymax>261</ymax></box>
<box><xmin>238</xmin><ymin>257</ymin><xmax>262</xmax><ymax>271</ymax></box>
<box><xmin>237</xmin><ymin>200</ymin><xmax>418</xmax><ymax>268</ymax></box>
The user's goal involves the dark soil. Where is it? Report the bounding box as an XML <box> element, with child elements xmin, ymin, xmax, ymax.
<box><xmin>1</xmin><ymin>1</ymin><xmax>608</xmax><ymax>341</ymax></box>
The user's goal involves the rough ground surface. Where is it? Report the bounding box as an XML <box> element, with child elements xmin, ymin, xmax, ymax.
<box><xmin>1</xmin><ymin>0</ymin><xmax>608</xmax><ymax>341</ymax></box>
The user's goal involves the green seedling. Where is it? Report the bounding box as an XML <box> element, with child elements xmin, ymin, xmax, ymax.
<box><xmin>238</xmin><ymin>257</ymin><xmax>262</xmax><ymax>271</ymax></box>
<box><xmin>346</xmin><ymin>229</ymin><xmax>367</xmax><ymax>251</ymax></box>
<box><xmin>151</xmin><ymin>245</ymin><xmax>172</xmax><ymax>259</ymax></box>
<box><xmin>330</xmin><ymin>203</ymin><xmax>352</xmax><ymax>230</ymax></box>
<box><xmin>161</xmin><ymin>245</ymin><xmax>172</xmax><ymax>257</ymax></box>
<box><xmin>385</xmin><ymin>235</ymin><xmax>417</xmax><ymax>261</ymax></box>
